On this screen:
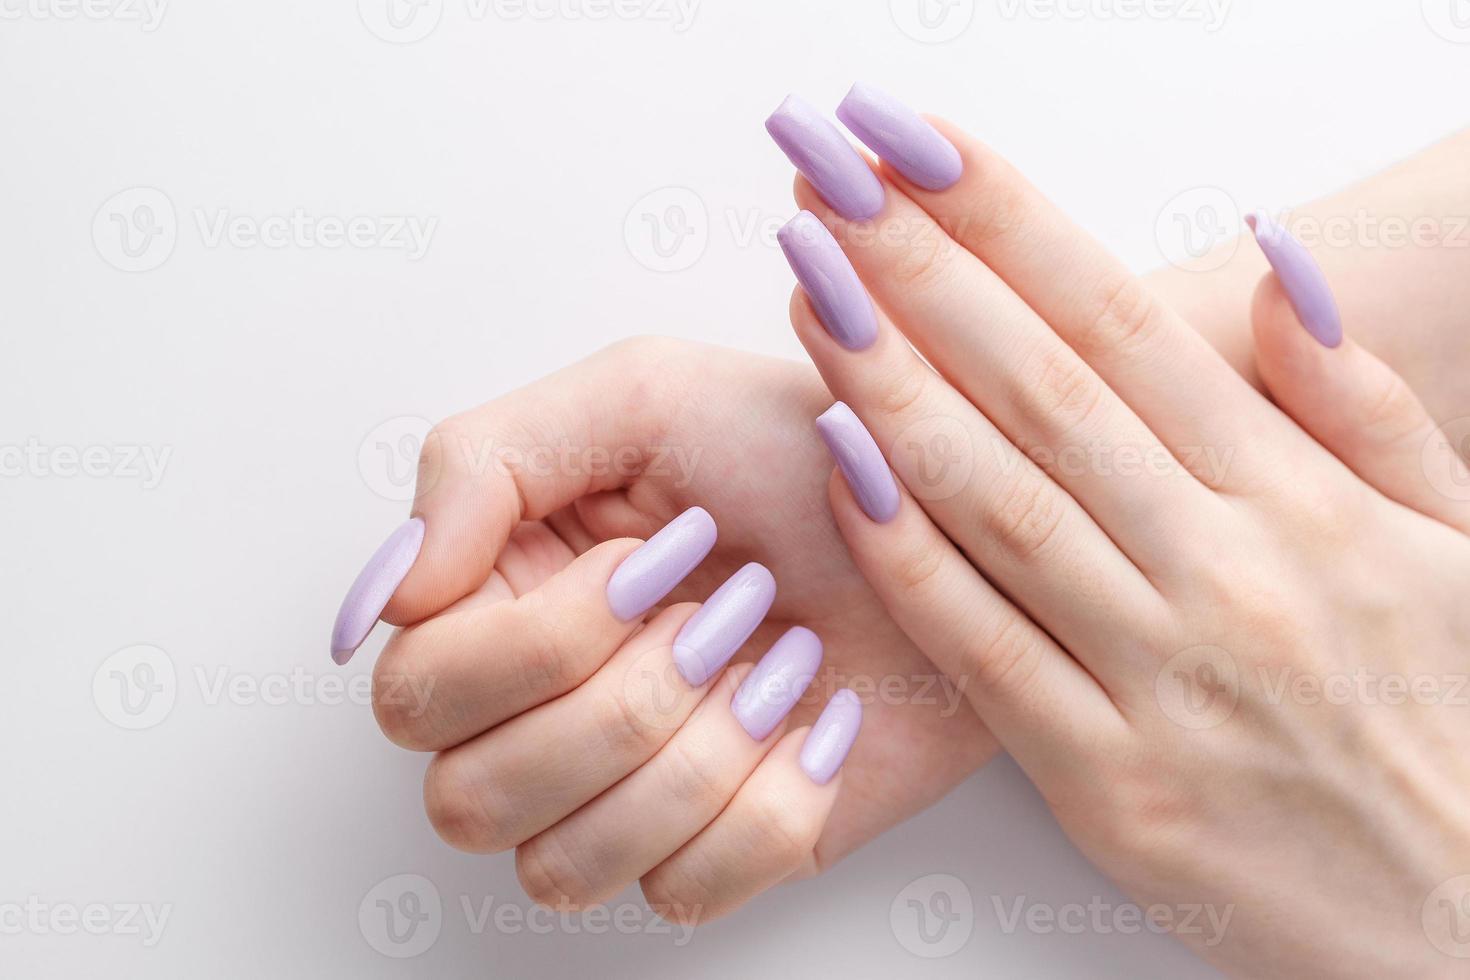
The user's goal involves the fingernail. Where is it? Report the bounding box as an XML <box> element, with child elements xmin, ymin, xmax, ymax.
<box><xmin>765</xmin><ymin>94</ymin><xmax>885</xmax><ymax>221</ymax></box>
<box><xmin>606</xmin><ymin>506</ymin><xmax>718</xmax><ymax>621</ymax></box>
<box><xmin>778</xmin><ymin>212</ymin><xmax>879</xmax><ymax>351</ymax></box>
<box><xmin>836</xmin><ymin>83</ymin><xmax>962</xmax><ymax>191</ymax></box>
<box><xmin>330</xmin><ymin>517</ymin><xmax>425</xmax><ymax>665</ymax></box>
<box><xmin>672</xmin><ymin>562</ymin><xmax>776</xmax><ymax>687</ymax></box>
<box><xmin>816</xmin><ymin>402</ymin><xmax>899</xmax><ymax>523</ymax></box>
<box><xmin>731</xmin><ymin>626</ymin><xmax>823</xmax><ymax>740</ymax></box>
<box><xmin>1246</xmin><ymin>211</ymin><xmax>1343</xmax><ymax>348</ymax></box>
<box><xmin>799</xmin><ymin>689</ymin><xmax>862</xmax><ymax>785</ymax></box>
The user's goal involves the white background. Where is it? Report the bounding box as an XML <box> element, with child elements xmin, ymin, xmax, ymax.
<box><xmin>4</xmin><ymin>1</ymin><xmax>1468</xmax><ymax>976</ymax></box>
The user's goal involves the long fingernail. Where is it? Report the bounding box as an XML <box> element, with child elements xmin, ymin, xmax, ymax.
<box><xmin>836</xmin><ymin>83</ymin><xmax>962</xmax><ymax>191</ymax></box>
<box><xmin>1246</xmin><ymin>211</ymin><xmax>1343</xmax><ymax>348</ymax></box>
<box><xmin>672</xmin><ymin>563</ymin><xmax>776</xmax><ymax>686</ymax></box>
<box><xmin>799</xmin><ymin>689</ymin><xmax>862</xmax><ymax>785</ymax></box>
<box><xmin>816</xmin><ymin>402</ymin><xmax>899</xmax><ymax>523</ymax></box>
<box><xmin>731</xmin><ymin>626</ymin><xmax>823</xmax><ymax>740</ymax></box>
<box><xmin>778</xmin><ymin>211</ymin><xmax>878</xmax><ymax>351</ymax></box>
<box><xmin>330</xmin><ymin>517</ymin><xmax>425</xmax><ymax>665</ymax></box>
<box><xmin>765</xmin><ymin>94</ymin><xmax>885</xmax><ymax>221</ymax></box>
<box><xmin>606</xmin><ymin>506</ymin><xmax>718</xmax><ymax>621</ymax></box>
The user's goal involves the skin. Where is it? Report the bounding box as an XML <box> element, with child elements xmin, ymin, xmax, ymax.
<box><xmin>365</xmin><ymin>132</ymin><xmax>1470</xmax><ymax>940</ymax></box>
<box><xmin>795</xmin><ymin>119</ymin><xmax>1470</xmax><ymax>976</ymax></box>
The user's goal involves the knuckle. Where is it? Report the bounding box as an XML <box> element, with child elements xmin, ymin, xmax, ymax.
<box><xmin>371</xmin><ymin>646</ymin><xmax>439</xmax><ymax>750</ymax></box>
<box><xmin>1081</xmin><ymin>275</ymin><xmax>1163</xmax><ymax>357</ymax></box>
<box><xmin>887</xmin><ymin>223</ymin><xmax>954</xmax><ymax>292</ymax></box>
<box><xmin>889</xmin><ymin>536</ymin><xmax>948</xmax><ymax>596</ymax></box>
<box><xmin>516</xmin><ymin>834</ymin><xmax>598</xmax><ymax>909</ymax></box>
<box><xmin>747</xmin><ymin>794</ymin><xmax>820</xmax><ymax>870</ymax></box>
<box><xmin>868</xmin><ymin>357</ymin><xmax>932</xmax><ymax>422</ymax></box>
<box><xmin>1358</xmin><ymin>370</ymin><xmax>1424</xmax><ymax>444</ymax></box>
<box><xmin>954</xmin><ymin>166</ymin><xmax>1027</xmax><ymax>249</ymax></box>
<box><xmin>1024</xmin><ymin>346</ymin><xmax>1106</xmax><ymax>437</ymax></box>
<box><xmin>963</xmin><ymin>615</ymin><xmax>1046</xmax><ymax>699</ymax></box>
<box><xmin>509</xmin><ymin>598</ymin><xmax>578</xmax><ymax>700</ymax></box>
<box><xmin>657</xmin><ymin>737</ymin><xmax>730</xmax><ymax>813</ymax></box>
<box><xmin>985</xmin><ymin>472</ymin><xmax>1067</xmax><ymax>563</ymax></box>
<box><xmin>592</xmin><ymin>682</ymin><xmax>663</xmax><ymax>760</ymax></box>
<box><xmin>423</xmin><ymin>752</ymin><xmax>500</xmax><ymax>853</ymax></box>
<box><xmin>640</xmin><ymin>870</ymin><xmax>708</xmax><ymax>927</ymax></box>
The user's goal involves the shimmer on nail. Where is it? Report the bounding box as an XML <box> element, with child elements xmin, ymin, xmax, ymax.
<box><xmin>606</xmin><ymin>507</ymin><xmax>718</xmax><ymax>621</ymax></box>
<box><xmin>672</xmin><ymin>563</ymin><xmax>777</xmax><ymax>687</ymax></box>
<box><xmin>330</xmin><ymin>517</ymin><xmax>425</xmax><ymax>665</ymax></box>
<box><xmin>731</xmin><ymin>626</ymin><xmax>823</xmax><ymax>740</ymax></box>
<box><xmin>778</xmin><ymin>211</ymin><xmax>878</xmax><ymax>351</ymax></box>
<box><xmin>1247</xmin><ymin>210</ymin><xmax>1344</xmax><ymax>349</ymax></box>
<box><xmin>799</xmin><ymin>689</ymin><xmax>862</xmax><ymax>785</ymax></box>
<box><xmin>836</xmin><ymin>82</ymin><xmax>962</xmax><ymax>192</ymax></box>
<box><xmin>816</xmin><ymin>402</ymin><xmax>900</xmax><ymax>523</ymax></box>
<box><xmin>765</xmin><ymin>93</ymin><xmax>885</xmax><ymax>221</ymax></box>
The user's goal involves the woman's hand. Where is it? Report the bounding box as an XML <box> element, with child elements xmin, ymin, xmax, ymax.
<box><xmin>329</xmin><ymin>338</ymin><xmax>995</xmax><ymax>922</ymax></box>
<box><xmin>773</xmin><ymin>84</ymin><xmax>1470</xmax><ymax>977</ymax></box>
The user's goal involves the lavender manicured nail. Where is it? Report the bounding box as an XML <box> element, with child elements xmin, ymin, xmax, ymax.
<box><xmin>330</xmin><ymin>517</ymin><xmax>425</xmax><ymax>665</ymax></box>
<box><xmin>1246</xmin><ymin>211</ymin><xmax>1343</xmax><ymax>348</ymax></box>
<box><xmin>778</xmin><ymin>211</ymin><xmax>879</xmax><ymax>351</ymax></box>
<box><xmin>731</xmin><ymin>626</ymin><xmax>823</xmax><ymax>740</ymax></box>
<box><xmin>816</xmin><ymin>402</ymin><xmax>899</xmax><ymax>523</ymax></box>
<box><xmin>799</xmin><ymin>689</ymin><xmax>862</xmax><ymax>785</ymax></box>
<box><xmin>672</xmin><ymin>563</ymin><xmax>776</xmax><ymax>687</ymax></box>
<box><xmin>836</xmin><ymin>82</ymin><xmax>962</xmax><ymax>191</ymax></box>
<box><xmin>606</xmin><ymin>507</ymin><xmax>718</xmax><ymax>621</ymax></box>
<box><xmin>765</xmin><ymin>94</ymin><xmax>885</xmax><ymax>221</ymax></box>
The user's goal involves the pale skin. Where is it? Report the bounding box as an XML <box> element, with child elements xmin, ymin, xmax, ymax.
<box><xmin>368</xmin><ymin>128</ymin><xmax>1470</xmax><ymax>967</ymax></box>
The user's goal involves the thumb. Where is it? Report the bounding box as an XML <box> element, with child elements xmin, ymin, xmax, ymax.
<box><xmin>331</xmin><ymin>337</ymin><xmax>682</xmax><ymax>664</ymax></box>
<box><xmin>1247</xmin><ymin>212</ymin><xmax>1470</xmax><ymax>535</ymax></box>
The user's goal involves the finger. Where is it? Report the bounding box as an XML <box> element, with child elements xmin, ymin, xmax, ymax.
<box><xmin>821</xmin><ymin>444</ymin><xmax>1123</xmax><ymax>776</ymax></box>
<box><xmin>787</xmin><ymin>282</ymin><xmax>1167</xmax><ymax>668</ymax></box>
<box><xmin>517</xmin><ymin>628</ymin><xmax>818</xmax><ymax>908</ymax></box>
<box><xmin>785</xmin><ymin>179</ymin><xmax>1221</xmax><ymax>577</ymax></box>
<box><xmin>831</xmin><ymin>84</ymin><xmax>1281</xmax><ymax>493</ymax></box>
<box><xmin>1248</xmin><ymin>214</ymin><xmax>1470</xmax><ymax>536</ymax></box>
<box><xmin>330</xmin><ymin>339</ymin><xmax>682</xmax><ymax>664</ymax></box>
<box><xmin>423</xmin><ymin>562</ymin><xmax>775</xmax><ymax>854</ymax></box>
<box><xmin>374</xmin><ymin>507</ymin><xmax>717</xmax><ymax>752</ymax></box>
<box><xmin>639</xmin><ymin>693</ymin><xmax>859</xmax><ymax>925</ymax></box>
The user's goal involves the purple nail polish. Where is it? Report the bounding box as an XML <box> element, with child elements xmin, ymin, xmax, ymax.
<box><xmin>672</xmin><ymin>563</ymin><xmax>776</xmax><ymax>687</ymax></box>
<box><xmin>731</xmin><ymin>626</ymin><xmax>823</xmax><ymax>740</ymax></box>
<box><xmin>778</xmin><ymin>211</ymin><xmax>879</xmax><ymax>351</ymax></box>
<box><xmin>330</xmin><ymin>517</ymin><xmax>425</xmax><ymax>665</ymax></box>
<box><xmin>816</xmin><ymin>402</ymin><xmax>899</xmax><ymax>523</ymax></box>
<box><xmin>836</xmin><ymin>83</ymin><xmax>962</xmax><ymax>192</ymax></box>
<box><xmin>1246</xmin><ymin>211</ymin><xmax>1343</xmax><ymax>349</ymax></box>
<box><xmin>606</xmin><ymin>507</ymin><xmax>718</xmax><ymax>621</ymax></box>
<box><xmin>765</xmin><ymin>94</ymin><xmax>885</xmax><ymax>222</ymax></box>
<box><xmin>799</xmin><ymin>689</ymin><xmax>862</xmax><ymax>785</ymax></box>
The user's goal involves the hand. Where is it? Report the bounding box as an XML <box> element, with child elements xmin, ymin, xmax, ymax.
<box><xmin>329</xmin><ymin>337</ymin><xmax>995</xmax><ymax>921</ymax></box>
<box><xmin>772</xmin><ymin>84</ymin><xmax>1470</xmax><ymax>976</ymax></box>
